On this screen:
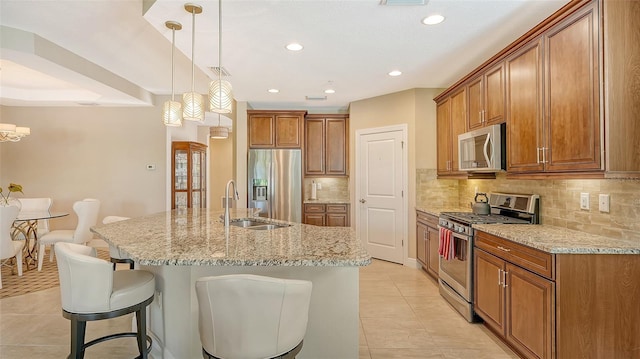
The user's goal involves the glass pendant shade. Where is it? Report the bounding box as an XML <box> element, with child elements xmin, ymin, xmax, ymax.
<box><xmin>182</xmin><ymin>92</ymin><xmax>204</xmax><ymax>122</ymax></box>
<box><xmin>163</xmin><ymin>100</ymin><xmax>183</xmax><ymax>126</ymax></box>
<box><xmin>210</xmin><ymin>126</ymin><xmax>229</xmax><ymax>139</ymax></box>
<box><xmin>209</xmin><ymin>79</ymin><xmax>233</xmax><ymax>114</ymax></box>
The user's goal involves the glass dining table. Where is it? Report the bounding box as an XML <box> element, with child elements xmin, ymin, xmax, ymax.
<box><xmin>12</xmin><ymin>211</ymin><xmax>69</xmax><ymax>270</ymax></box>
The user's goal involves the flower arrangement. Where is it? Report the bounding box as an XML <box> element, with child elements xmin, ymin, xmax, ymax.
<box><xmin>0</xmin><ymin>183</ymin><xmax>23</xmax><ymax>205</ymax></box>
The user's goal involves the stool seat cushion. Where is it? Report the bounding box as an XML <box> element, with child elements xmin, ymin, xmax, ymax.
<box><xmin>111</xmin><ymin>270</ymin><xmax>155</xmax><ymax>311</ymax></box>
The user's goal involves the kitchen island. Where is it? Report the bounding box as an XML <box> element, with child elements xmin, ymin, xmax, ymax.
<box><xmin>91</xmin><ymin>208</ymin><xmax>371</xmax><ymax>359</ymax></box>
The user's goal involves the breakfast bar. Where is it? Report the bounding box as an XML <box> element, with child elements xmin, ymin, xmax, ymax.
<box><xmin>91</xmin><ymin>208</ymin><xmax>371</xmax><ymax>359</ymax></box>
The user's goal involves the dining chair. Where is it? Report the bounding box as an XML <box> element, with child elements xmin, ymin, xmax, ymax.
<box><xmin>102</xmin><ymin>216</ymin><xmax>134</xmax><ymax>270</ymax></box>
<box><xmin>0</xmin><ymin>205</ymin><xmax>25</xmax><ymax>289</ymax></box>
<box><xmin>195</xmin><ymin>274</ymin><xmax>313</xmax><ymax>359</ymax></box>
<box><xmin>55</xmin><ymin>242</ymin><xmax>154</xmax><ymax>359</ymax></box>
<box><xmin>17</xmin><ymin>197</ymin><xmax>53</xmax><ymax>236</ymax></box>
<box><xmin>37</xmin><ymin>199</ymin><xmax>100</xmax><ymax>271</ymax></box>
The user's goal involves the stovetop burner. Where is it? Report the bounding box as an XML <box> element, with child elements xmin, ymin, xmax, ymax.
<box><xmin>440</xmin><ymin>212</ymin><xmax>530</xmax><ymax>225</ymax></box>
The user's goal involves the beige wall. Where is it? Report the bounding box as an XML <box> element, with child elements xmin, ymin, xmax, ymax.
<box><xmin>350</xmin><ymin>88</ymin><xmax>440</xmax><ymax>262</ymax></box>
<box><xmin>208</xmin><ymin>136</ymin><xmax>234</xmax><ymax>210</ymax></box>
<box><xmin>0</xmin><ymin>105</ymin><xmax>168</xmax><ymax>229</ymax></box>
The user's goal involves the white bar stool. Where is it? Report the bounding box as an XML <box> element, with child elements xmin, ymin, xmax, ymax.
<box><xmin>195</xmin><ymin>274</ymin><xmax>313</xmax><ymax>359</ymax></box>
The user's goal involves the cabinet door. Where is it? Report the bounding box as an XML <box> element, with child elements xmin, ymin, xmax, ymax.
<box><xmin>474</xmin><ymin>249</ymin><xmax>506</xmax><ymax>335</ymax></box>
<box><xmin>450</xmin><ymin>88</ymin><xmax>467</xmax><ymax>173</ymax></box>
<box><xmin>436</xmin><ymin>99</ymin><xmax>452</xmax><ymax>175</ymax></box>
<box><xmin>325</xmin><ymin>118</ymin><xmax>347</xmax><ymax>175</ymax></box>
<box><xmin>544</xmin><ymin>4</ymin><xmax>600</xmax><ymax>172</ymax></box>
<box><xmin>505</xmin><ymin>263</ymin><xmax>555</xmax><ymax>359</ymax></box>
<box><xmin>304</xmin><ymin>213</ymin><xmax>325</xmax><ymax>226</ymax></box>
<box><xmin>484</xmin><ymin>62</ymin><xmax>505</xmax><ymax>125</ymax></box>
<box><xmin>275</xmin><ymin>114</ymin><xmax>302</xmax><ymax>148</ymax></box>
<box><xmin>416</xmin><ymin>222</ymin><xmax>427</xmax><ymax>267</ymax></box>
<box><xmin>305</xmin><ymin>119</ymin><xmax>325</xmax><ymax>175</ymax></box>
<box><xmin>326</xmin><ymin>213</ymin><xmax>348</xmax><ymax>227</ymax></box>
<box><xmin>467</xmin><ymin>76</ymin><xmax>484</xmax><ymax>130</ymax></box>
<box><xmin>506</xmin><ymin>38</ymin><xmax>544</xmax><ymax>173</ymax></box>
<box><xmin>249</xmin><ymin>115</ymin><xmax>275</xmax><ymax>148</ymax></box>
<box><xmin>426</xmin><ymin>226</ymin><xmax>440</xmax><ymax>279</ymax></box>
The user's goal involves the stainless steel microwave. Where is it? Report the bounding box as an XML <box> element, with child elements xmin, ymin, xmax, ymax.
<box><xmin>458</xmin><ymin>124</ymin><xmax>506</xmax><ymax>172</ymax></box>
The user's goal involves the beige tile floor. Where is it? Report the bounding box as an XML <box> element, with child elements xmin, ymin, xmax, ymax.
<box><xmin>0</xmin><ymin>259</ymin><xmax>518</xmax><ymax>358</ymax></box>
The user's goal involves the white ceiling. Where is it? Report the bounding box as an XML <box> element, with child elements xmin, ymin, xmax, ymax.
<box><xmin>0</xmin><ymin>0</ymin><xmax>570</xmax><ymax>112</ymax></box>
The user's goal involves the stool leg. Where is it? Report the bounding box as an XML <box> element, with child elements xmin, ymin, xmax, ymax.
<box><xmin>70</xmin><ymin>318</ymin><xmax>86</xmax><ymax>359</ymax></box>
<box><xmin>136</xmin><ymin>307</ymin><xmax>148</xmax><ymax>359</ymax></box>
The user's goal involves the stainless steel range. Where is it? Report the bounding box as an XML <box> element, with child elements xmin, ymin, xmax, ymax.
<box><xmin>438</xmin><ymin>192</ymin><xmax>539</xmax><ymax>322</ymax></box>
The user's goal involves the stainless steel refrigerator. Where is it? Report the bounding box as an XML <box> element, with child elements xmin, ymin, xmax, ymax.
<box><xmin>247</xmin><ymin>149</ymin><xmax>302</xmax><ymax>223</ymax></box>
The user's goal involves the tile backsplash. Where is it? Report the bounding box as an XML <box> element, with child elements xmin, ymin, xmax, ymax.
<box><xmin>303</xmin><ymin>177</ymin><xmax>349</xmax><ymax>201</ymax></box>
<box><xmin>416</xmin><ymin>168</ymin><xmax>640</xmax><ymax>241</ymax></box>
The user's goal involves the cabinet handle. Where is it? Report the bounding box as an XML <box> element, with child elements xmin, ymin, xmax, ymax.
<box><xmin>482</xmin><ymin>110</ymin><xmax>486</xmax><ymax>123</ymax></box>
<box><xmin>542</xmin><ymin>147</ymin><xmax>548</xmax><ymax>164</ymax></box>
<box><xmin>498</xmin><ymin>269</ymin><xmax>503</xmax><ymax>286</ymax></box>
<box><xmin>359</xmin><ymin>199</ymin><xmax>367</xmax><ymax>204</ymax></box>
<box><xmin>497</xmin><ymin>246</ymin><xmax>511</xmax><ymax>252</ymax></box>
<box><xmin>536</xmin><ymin>147</ymin><xmax>541</xmax><ymax>164</ymax></box>
<box><xmin>503</xmin><ymin>270</ymin><xmax>508</xmax><ymax>288</ymax></box>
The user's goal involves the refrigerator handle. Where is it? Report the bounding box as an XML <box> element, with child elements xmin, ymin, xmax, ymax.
<box><xmin>269</xmin><ymin>155</ymin><xmax>274</xmax><ymax>219</ymax></box>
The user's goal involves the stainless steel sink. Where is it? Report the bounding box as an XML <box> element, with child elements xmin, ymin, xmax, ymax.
<box><xmin>229</xmin><ymin>220</ymin><xmax>290</xmax><ymax>230</ymax></box>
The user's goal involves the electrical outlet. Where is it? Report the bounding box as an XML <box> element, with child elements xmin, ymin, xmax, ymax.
<box><xmin>316</xmin><ymin>183</ymin><xmax>322</xmax><ymax>190</ymax></box>
<box><xmin>599</xmin><ymin>194</ymin><xmax>610</xmax><ymax>213</ymax></box>
<box><xmin>580</xmin><ymin>192</ymin><xmax>590</xmax><ymax>210</ymax></box>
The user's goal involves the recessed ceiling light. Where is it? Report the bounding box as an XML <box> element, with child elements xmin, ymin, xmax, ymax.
<box><xmin>422</xmin><ymin>14</ymin><xmax>445</xmax><ymax>25</ymax></box>
<box><xmin>268</xmin><ymin>88</ymin><xmax>280</xmax><ymax>93</ymax></box>
<box><xmin>388</xmin><ymin>70</ymin><xmax>402</xmax><ymax>77</ymax></box>
<box><xmin>324</xmin><ymin>89</ymin><xmax>336</xmax><ymax>94</ymax></box>
<box><xmin>285</xmin><ymin>43</ymin><xmax>304</xmax><ymax>51</ymax></box>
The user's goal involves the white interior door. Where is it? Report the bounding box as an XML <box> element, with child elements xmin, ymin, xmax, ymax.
<box><xmin>356</xmin><ymin>126</ymin><xmax>406</xmax><ymax>264</ymax></box>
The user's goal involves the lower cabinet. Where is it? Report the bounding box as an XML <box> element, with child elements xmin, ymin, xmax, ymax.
<box><xmin>303</xmin><ymin>203</ymin><xmax>350</xmax><ymax>227</ymax></box>
<box><xmin>416</xmin><ymin>211</ymin><xmax>439</xmax><ymax>279</ymax></box>
<box><xmin>475</xmin><ymin>248</ymin><xmax>554</xmax><ymax>359</ymax></box>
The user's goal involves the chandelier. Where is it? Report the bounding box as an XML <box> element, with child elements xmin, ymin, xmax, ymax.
<box><xmin>0</xmin><ymin>123</ymin><xmax>30</xmax><ymax>142</ymax></box>
<box><xmin>162</xmin><ymin>20</ymin><xmax>183</xmax><ymax>127</ymax></box>
<box><xmin>182</xmin><ymin>3</ymin><xmax>204</xmax><ymax>122</ymax></box>
<box><xmin>208</xmin><ymin>0</ymin><xmax>233</xmax><ymax>114</ymax></box>
<box><xmin>210</xmin><ymin>114</ymin><xmax>229</xmax><ymax>139</ymax></box>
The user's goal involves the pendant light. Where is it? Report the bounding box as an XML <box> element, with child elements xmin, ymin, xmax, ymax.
<box><xmin>163</xmin><ymin>20</ymin><xmax>183</xmax><ymax>127</ymax></box>
<box><xmin>208</xmin><ymin>0</ymin><xmax>233</xmax><ymax>114</ymax></box>
<box><xmin>182</xmin><ymin>3</ymin><xmax>204</xmax><ymax>122</ymax></box>
<box><xmin>210</xmin><ymin>114</ymin><xmax>229</xmax><ymax>139</ymax></box>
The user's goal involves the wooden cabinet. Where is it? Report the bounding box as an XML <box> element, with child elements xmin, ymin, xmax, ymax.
<box><xmin>506</xmin><ymin>38</ymin><xmax>545</xmax><ymax>173</ymax></box>
<box><xmin>508</xmin><ymin>3</ymin><xmax>601</xmax><ymax>175</ymax></box>
<box><xmin>304</xmin><ymin>114</ymin><xmax>348</xmax><ymax>176</ymax></box>
<box><xmin>475</xmin><ymin>231</ymin><xmax>554</xmax><ymax>359</ymax></box>
<box><xmin>416</xmin><ymin>211</ymin><xmax>439</xmax><ymax>279</ymax></box>
<box><xmin>436</xmin><ymin>88</ymin><xmax>467</xmax><ymax>177</ymax></box>
<box><xmin>248</xmin><ymin>110</ymin><xmax>306</xmax><ymax>149</ymax></box>
<box><xmin>303</xmin><ymin>203</ymin><xmax>349</xmax><ymax>227</ymax></box>
<box><xmin>467</xmin><ymin>62</ymin><xmax>505</xmax><ymax>130</ymax></box>
<box><xmin>171</xmin><ymin>141</ymin><xmax>207</xmax><ymax>209</ymax></box>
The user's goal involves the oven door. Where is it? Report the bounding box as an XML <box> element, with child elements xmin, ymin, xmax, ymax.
<box><xmin>438</xmin><ymin>229</ymin><xmax>473</xmax><ymax>302</ymax></box>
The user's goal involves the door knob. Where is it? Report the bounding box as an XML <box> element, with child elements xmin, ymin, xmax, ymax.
<box><xmin>359</xmin><ymin>199</ymin><xmax>366</xmax><ymax>203</ymax></box>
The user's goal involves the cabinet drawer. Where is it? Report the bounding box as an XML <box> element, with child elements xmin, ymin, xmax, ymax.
<box><xmin>416</xmin><ymin>211</ymin><xmax>438</xmax><ymax>227</ymax></box>
<box><xmin>304</xmin><ymin>204</ymin><xmax>325</xmax><ymax>213</ymax></box>
<box><xmin>326</xmin><ymin>204</ymin><xmax>348</xmax><ymax>213</ymax></box>
<box><xmin>475</xmin><ymin>230</ymin><xmax>555</xmax><ymax>280</ymax></box>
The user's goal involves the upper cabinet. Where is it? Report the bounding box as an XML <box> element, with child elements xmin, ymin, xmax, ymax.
<box><xmin>467</xmin><ymin>62</ymin><xmax>505</xmax><ymax>130</ymax></box>
<box><xmin>248</xmin><ymin>110</ymin><xmax>306</xmax><ymax>149</ymax></box>
<box><xmin>435</xmin><ymin>0</ymin><xmax>639</xmax><ymax>178</ymax></box>
<box><xmin>304</xmin><ymin>114</ymin><xmax>348</xmax><ymax>177</ymax></box>
<box><xmin>436</xmin><ymin>88</ymin><xmax>467</xmax><ymax>177</ymax></box>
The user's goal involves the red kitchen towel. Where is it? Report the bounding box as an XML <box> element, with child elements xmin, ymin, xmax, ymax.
<box><xmin>439</xmin><ymin>228</ymin><xmax>456</xmax><ymax>260</ymax></box>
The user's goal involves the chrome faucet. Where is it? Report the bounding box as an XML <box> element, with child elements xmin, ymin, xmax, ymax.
<box><xmin>224</xmin><ymin>179</ymin><xmax>240</xmax><ymax>227</ymax></box>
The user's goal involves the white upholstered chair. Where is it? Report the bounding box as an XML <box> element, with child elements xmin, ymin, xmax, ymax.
<box><xmin>0</xmin><ymin>205</ymin><xmax>24</xmax><ymax>289</ymax></box>
<box><xmin>195</xmin><ymin>274</ymin><xmax>313</xmax><ymax>359</ymax></box>
<box><xmin>37</xmin><ymin>198</ymin><xmax>100</xmax><ymax>271</ymax></box>
<box><xmin>17</xmin><ymin>197</ymin><xmax>53</xmax><ymax>236</ymax></box>
<box><xmin>55</xmin><ymin>242</ymin><xmax>155</xmax><ymax>359</ymax></box>
<box><xmin>102</xmin><ymin>216</ymin><xmax>134</xmax><ymax>270</ymax></box>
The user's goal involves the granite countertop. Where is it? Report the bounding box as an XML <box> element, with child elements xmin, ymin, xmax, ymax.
<box><xmin>91</xmin><ymin>208</ymin><xmax>371</xmax><ymax>267</ymax></box>
<box><xmin>473</xmin><ymin>224</ymin><xmax>640</xmax><ymax>255</ymax></box>
<box><xmin>304</xmin><ymin>199</ymin><xmax>351</xmax><ymax>204</ymax></box>
<box><xmin>415</xmin><ymin>205</ymin><xmax>471</xmax><ymax>217</ymax></box>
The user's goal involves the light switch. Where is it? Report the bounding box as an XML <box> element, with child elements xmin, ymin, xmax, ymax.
<box><xmin>146</xmin><ymin>164</ymin><xmax>156</xmax><ymax>171</ymax></box>
<box><xmin>580</xmin><ymin>193</ymin><xmax>589</xmax><ymax>210</ymax></box>
<box><xmin>599</xmin><ymin>194</ymin><xmax>610</xmax><ymax>213</ymax></box>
